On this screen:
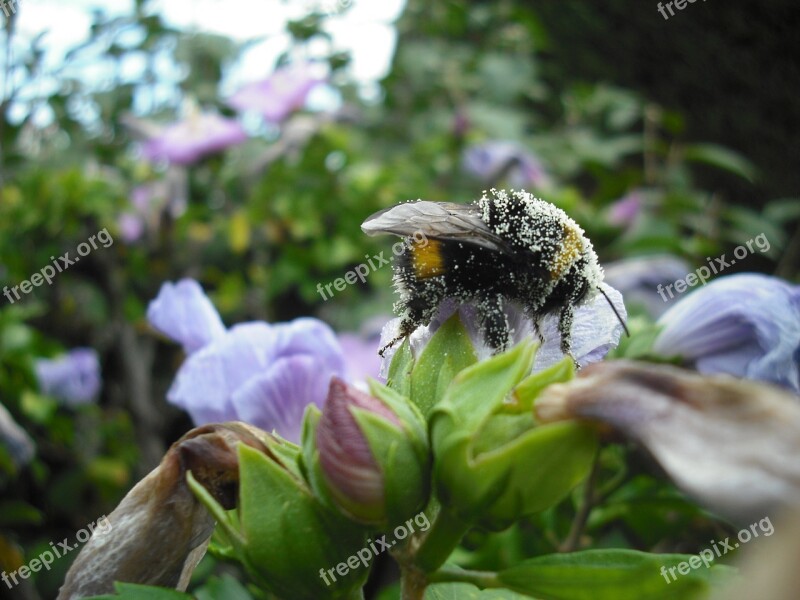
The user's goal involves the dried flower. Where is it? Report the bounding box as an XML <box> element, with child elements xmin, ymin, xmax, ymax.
<box><xmin>58</xmin><ymin>423</ymin><xmax>269</xmax><ymax>599</ymax></box>
<box><xmin>535</xmin><ymin>360</ymin><xmax>800</xmax><ymax>521</ymax></box>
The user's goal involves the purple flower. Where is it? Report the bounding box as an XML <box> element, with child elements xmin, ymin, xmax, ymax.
<box><xmin>141</xmin><ymin>112</ymin><xmax>247</xmax><ymax>165</ymax></box>
<box><xmin>147</xmin><ymin>280</ymin><xmax>346</xmax><ymax>443</ymax></box>
<box><xmin>147</xmin><ymin>279</ymin><xmax>226</xmax><ymax>354</ymax></box>
<box><xmin>338</xmin><ymin>333</ymin><xmax>382</xmax><ymax>382</ymax></box>
<box><xmin>119</xmin><ymin>171</ymin><xmax>189</xmax><ymax>243</ymax></box>
<box><xmin>463</xmin><ymin>141</ymin><xmax>551</xmax><ymax>189</ymax></box>
<box><xmin>227</xmin><ymin>64</ymin><xmax>321</xmax><ymax>124</ymax></box>
<box><xmin>34</xmin><ymin>348</ymin><xmax>101</xmax><ymax>406</ymax></box>
<box><xmin>603</xmin><ymin>255</ymin><xmax>691</xmax><ymax>317</ymax></box>
<box><xmin>379</xmin><ymin>285</ymin><xmax>627</xmax><ymax>376</ymax></box>
<box><xmin>337</xmin><ymin>316</ymin><xmax>388</xmax><ymax>382</ymax></box>
<box><xmin>607</xmin><ymin>190</ymin><xmax>643</xmax><ymax>227</ymax></box>
<box><xmin>652</xmin><ymin>273</ymin><xmax>800</xmax><ymax>393</ymax></box>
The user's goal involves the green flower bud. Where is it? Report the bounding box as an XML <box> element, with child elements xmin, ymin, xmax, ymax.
<box><xmin>188</xmin><ymin>427</ymin><xmax>369</xmax><ymax>600</ymax></box>
<box><xmin>306</xmin><ymin>376</ymin><xmax>430</xmax><ymax>528</ymax></box>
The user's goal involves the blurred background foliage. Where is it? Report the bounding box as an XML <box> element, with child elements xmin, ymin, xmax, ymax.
<box><xmin>0</xmin><ymin>0</ymin><xmax>796</xmax><ymax>597</ymax></box>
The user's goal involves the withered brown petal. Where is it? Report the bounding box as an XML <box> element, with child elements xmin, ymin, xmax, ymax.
<box><xmin>710</xmin><ymin>508</ymin><xmax>800</xmax><ymax>600</ymax></box>
<box><xmin>57</xmin><ymin>422</ymin><xmax>270</xmax><ymax>599</ymax></box>
<box><xmin>535</xmin><ymin>360</ymin><xmax>800</xmax><ymax>522</ymax></box>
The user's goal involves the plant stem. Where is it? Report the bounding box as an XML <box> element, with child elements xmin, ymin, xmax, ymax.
<box><xmin>413</xmin><ymin>508</ymin><xmax>471</xmax><ymax>573</ymax></box>
<box><xmin>400</xmin><ymin>565</ymin><xmax>428</xmax><ymax>600</ymax></box>
<box><xmin>427</xmin><ymin>566</ymin><xmax>501</xmax><ymax>588</ymax></box>
<box><xmin>560</xmin><ymin>449</ymin><xmax>601</xmax><ymax>552</ymax></box>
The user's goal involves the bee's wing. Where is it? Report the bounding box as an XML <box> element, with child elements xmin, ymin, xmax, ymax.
<box><xmin>361</xmin><ymin>201</ymin><xmax>509</xmax><ymax>252</ymax></box>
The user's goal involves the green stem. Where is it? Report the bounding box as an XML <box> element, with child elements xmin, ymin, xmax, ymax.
<box><xmin>414</xmin><ymin>508</ymin><xmax>471</xmax><ymax>573</ymax></box>
<box><xmin>400</xmin><ymin>565</ymin><xmax>428</xmax><ymax>600</ymax></box>
<box><xmin>428</xmin><ymin>566</ymin><xmax>501</xmax><ymax>589</ymax></box>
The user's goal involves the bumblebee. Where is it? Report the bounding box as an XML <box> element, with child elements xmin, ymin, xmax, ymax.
<box><xmin>361</xmin><ymin>189</ymin><xmax>627</xmax><ymax>361</ymax></box>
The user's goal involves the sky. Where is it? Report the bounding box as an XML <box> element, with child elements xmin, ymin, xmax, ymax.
<box><xmin>6</xmin><ymin>0</ymin><xmax>405</xmax><ymax>123</ymax></box>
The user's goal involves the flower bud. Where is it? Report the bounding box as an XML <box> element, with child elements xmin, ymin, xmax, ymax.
<box><xmin>309</xmin><ymin>376</ymin><xmax>430</xmax><ymax>527</ymax></box>
<box><xmin>189</xmin><ymin>424</ymin><xmax>371</xmax><ymax>600</ymax></box>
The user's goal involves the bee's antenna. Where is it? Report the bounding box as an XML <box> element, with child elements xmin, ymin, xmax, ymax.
<box><xmin>599</xmin><ymin>286</ymin><xmax>630</xmax><ymax>338</ymax></box>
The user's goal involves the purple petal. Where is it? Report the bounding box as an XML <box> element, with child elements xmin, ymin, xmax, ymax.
<box><xmin>227</xmin><ymin>64</ymin><xmax>321</xmax><ymax>123</ymax></box>
<box><xmin>338</xmin><ymin>333</ymin><xmax>382</xmax><ymax>382</ymax></box>
<box><xmin>166</xmin><ymin>322</ymin><xmax>276</xmax><ymax>425</ymax></box>
<box><xmin>146</xmin><ymin>279</ymin><xmax>226</xmax><ymax>354</ymax></box>
<box><xmin>607</xmin><ymin>191</ymin><xmax>643</xmax><ymax>227</ymax></box>
<box><xmin>463</xmin><ymin>141</ymin><xmax>551</xmax><ymax>189</ymax></box>
<box><xmin>269</xmin><ymin>318</ymin><xmax>346</xmax><ymax>375</ymax></box>
<box><xmin>603</xmin><ymin>255</ymin><xmax>692</xmax><ymax>317</ymax></box>
<box><xmin>34</xmin><ymin>348</ymin><xmax>101</xmax><ymax>406</ymax></box>
<box><xmin>230</xmin><ymin>354</ymin><xmax>333</xmax><ymax>444</ymax></box>
<box><xmin>118</xmin><ymin>213</ymin><xmax>145</xmax><ymax>243</ymax></box>
<box><xmin>141</xmin><ymin>113</ymin><xmax>247</xmax><ymax>165</ymax></box>
<box><xmin>532</xmin><ymin>285</ymin><xmax>627</xmax><ymax>370</ymax></box>
<box><xmin>653</xmin><ymin>273</ymin><xmax>800</xmax><ymax>392</ymax></box>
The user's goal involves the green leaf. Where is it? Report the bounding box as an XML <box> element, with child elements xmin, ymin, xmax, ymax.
<box><xmin>411</xmin><ymin>314</ymin><xmax>477</xmax><ymax>416</ymax></box>
<box><xmin>498</xmin><ymin>549</ymin><xmax>736</xmax><ymax>600</ymax></box>
<box><xmin>387</xmin><ymin>338</ymin><xmax>414</xmax><ymax>396</ymax></box>
<box><xmin>0</xmin><ymin>500</ymin><xmax>43</xmax><ymax>526</ymax></box>
<box><xmin>511</xmin><ymin>357</ymin><xmax>574</xmax><ymax>414</ymax></box>
<box><xmin>195</xmin><ymin>574</ymin><xmax>255</xmax><ymax>600</ymax></box>
<box><xmin>376</xmin><ymin>581</ymin><xmax>533</xmax><ymax>600</ymax></box>
<box><xmin>683</xmin><ymin>144</ymin><xmax>758</xmax><ymax>182</ymax></box>
<box><xmin>84</xmin><ymin>582</ymin><xmax>193</xmax><ymax>599</ymax></box>
<box><xmin>237</xmin><ymin>444</ymin><xmax>369</xmax><ymax>598</ymax></box>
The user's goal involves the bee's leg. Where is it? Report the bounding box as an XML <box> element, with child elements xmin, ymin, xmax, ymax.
<box><xmin>381</xmin><ymin>280</ymin><xmax>446</xmax><ymax>356</ymax></box>
<box><xmin>532</xmin><ymin>319</ymin><xmax>545</xmax><ymax>345</ymax></box>
<box><xmin>557</xmin><ymin>304</ymin><xmax>580</xmax><ymax>368</ymax></box>
<box><xmin>477</xmin><ymin>293</ymin><xmax>510</xmax><ymax>353</ymax></box>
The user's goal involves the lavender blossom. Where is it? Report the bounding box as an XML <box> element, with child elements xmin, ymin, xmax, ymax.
<box><xmin>652</xmin><ymin>273</ymin><xmax>800</xmax><ymax>393</ymax></box>
<box><xmin>147</xmin><ymin>280</ymin><xmax>346</xmax><ymax>443</ymax></box>
<box><xmin>35</xmin><ymin>348</ymin><xmax>101</xmax><ymax>406</ymax></box>
<box><xmin>119</xmin><ymin>172</ymin><xmax>188</xmax><ymax>243</ymax></box>
<box><xmin>463</xmin><ymin>141</ymin><xmax>551</xmax><ymax>189</ymax></box>
<box><xmin>607</xmin><ymin>190</ymin><xmax>643</xmax><ymax>227</ymax></box>
<box><xmin>147</xmin><ymin>279</ymin><xmax>226</xmax><ymax>354</ymax></box>
<box><xmin>141</xmin><ymin>112</ymin><xmax>247</xmax><ymax>165</ymax></box>
<box><xmin>603</xmin><ymin>255</ymin><xmax>692</xmax><ymax>317</ymax></box>
<box><xmin>227</xmin><ymin>64</ymin><xmax>321</xmax><ymax>123</ymax></box>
